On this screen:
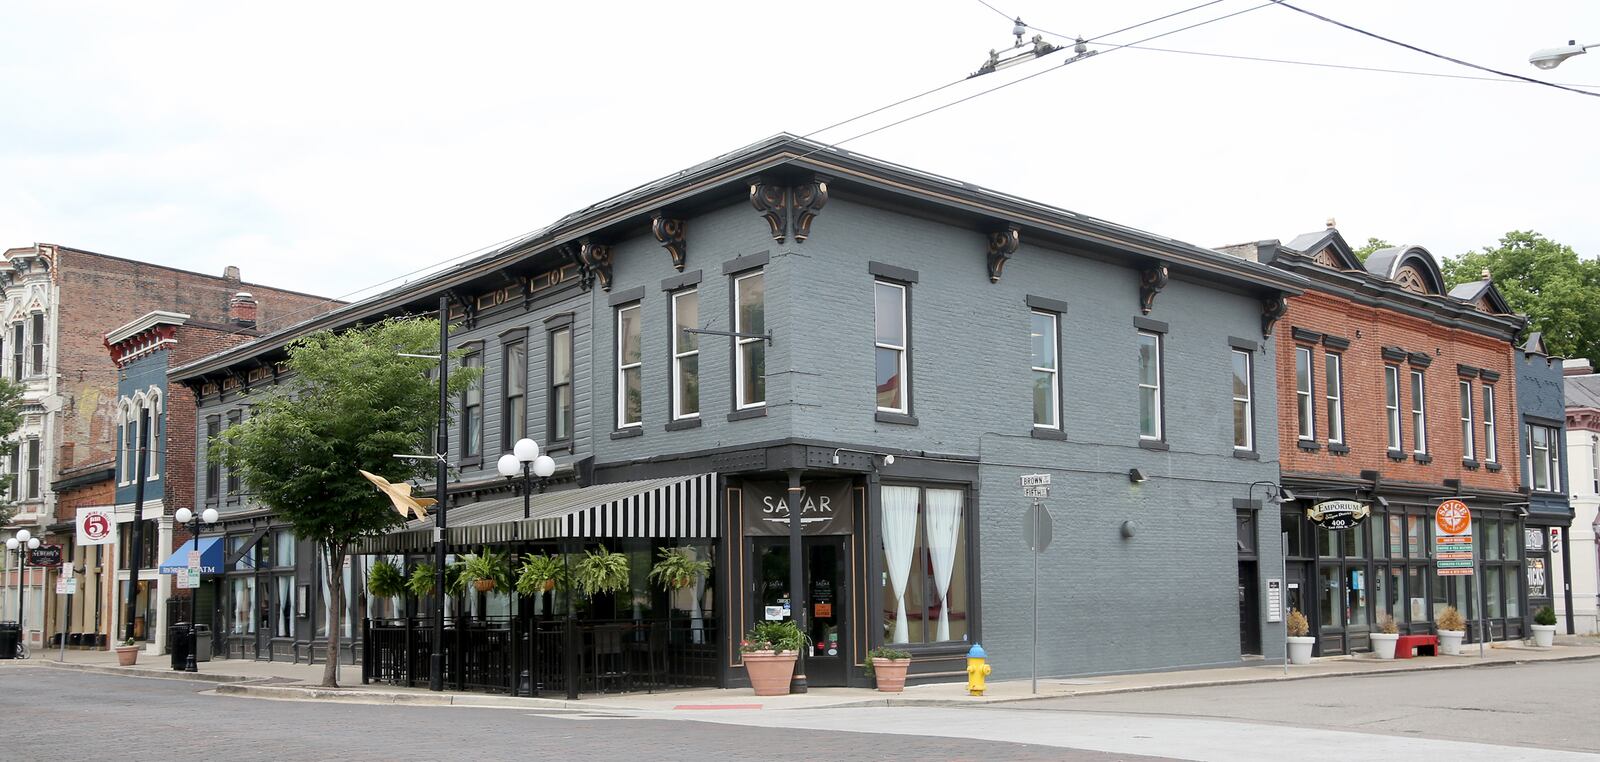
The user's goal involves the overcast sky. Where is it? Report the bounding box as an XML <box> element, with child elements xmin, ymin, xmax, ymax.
<box><xmin>3</xmin><ymin>1</ymin><xmax>1596</xmax><ymax>304</ymax></box>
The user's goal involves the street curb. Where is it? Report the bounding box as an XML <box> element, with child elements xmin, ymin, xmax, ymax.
<box><xmin>213</xmin><ymin>682</ymin><xmax>621</xmax><ymax>710</ymax></box>
<box><xmin>21</xmin><ymin>659</ymin><xmax>257</xmax><ymax>684</ymax></box>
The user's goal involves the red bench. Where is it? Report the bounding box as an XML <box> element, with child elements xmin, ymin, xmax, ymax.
<box><xmin>1393</xmin><ymin>634</ymin><xmax>1438</xmax><ymax>658</ymax></box>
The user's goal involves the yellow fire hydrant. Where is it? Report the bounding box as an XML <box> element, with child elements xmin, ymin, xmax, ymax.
<box><xmin>966</xmin><ymin>644</ymin><xmax>991</xmax><ymax>696</ymax></box>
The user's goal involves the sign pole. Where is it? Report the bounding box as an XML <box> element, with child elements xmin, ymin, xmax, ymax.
<box><xmin>1032</xmin><ymin>497</ymin><xmax>1039</xmax><ymax>695</ymax></box>
<box><xmin>1282</xmin><ymin>532</ymin><xmax>1290</xmax><ymax>676</ymax></box>
<box><xmin>58</xmin><ymin>564</ymin><xmax>69</xmax><ymax>662</ymax></box>
<box><xmin>1475</xmin><ymin>551</ymin><xmax>1485</xmax><ymax>659</ymax></box>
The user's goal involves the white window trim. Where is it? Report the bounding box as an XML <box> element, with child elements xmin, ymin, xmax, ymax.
<box><xmin>146</xmin><ymin>387</ymin><xmax>162</xmax><ymax>481</ymax></box>
<box><xmin>1324</xmin><ymin>352</ymin><xmax>1343</xmax><ymax>445</ymax></box>
<box><xmin>1459</xmin><ymin>380</ymin><xmax>1475</xmax><ymax>460</ymax></box>
<box><xmin>1384</xmin><ymin>365</ymin><xmax>1402</xmax><ymax>451</ymax></box>
<box><xmin>616</xmin><ymin>303</ymin><xmax>642</xmax><ymax>429</ymax></box>
<box><xmin>733</xmin><ymin>272</ymin><xmax>765</xmax><ymax>411</ymax></box>
<box><xmin>1295</xmin><ymin>346</ymin><xmax>1314</xmax><ymax>441</ymax></box>
<box><xmin>875</xmin><ymin>281</ymin><xmax>909</xmax><ymax>415</ymax></box>
<box><xmin>1032</xmin><ymin>310</ymin><xmax>1060</xmax><ymax>430</ymax></box>
<box><xmin>1410</xmin><ymin>369</ymin><xmax>1427</xmax><ymax>455</ymax></box>
<box><xmin>1590</xmin><ymin>435</ymin><xmax>1598</xmax><ymax>495</ymax></box>
<box><xmin>1483</xmin><ymin>385</ymin><xmax>1497</xmax><ymax>463</ymax></box>
<box><xmin>1231</xmin><ymin>349</ymin><xmax>1253</xmax><ymax>451</ymax></box>
<box><xmin>1138</xmin><ymin>330</ymin><xmax>1163</xmax><ymax>440</ymax></box>
<box><xmin>671</xmin><ymin>289</ymin><xmax>700</xmax><ymax>420</ymax></box>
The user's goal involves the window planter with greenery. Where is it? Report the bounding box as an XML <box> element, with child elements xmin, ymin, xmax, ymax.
<box><xmin>1435</xmin><ymin>605</ymin><xmax>1465</xmax><ymax>655</ymax></box>
<box><xmin>648</xmin><ymin>547</ymin><xmax>711</xmax><ymax>591</ymax></box>
<box><xmin>864</xmin><ymin>646</ymin><xmax>912</xmax><ymax>692</ymax></box>
<box><xmin>459</xmin><ymin>548</ymin><xmax>511</xmax><ymax>594</ymax></box>
<box><xmin>741</xmin><ymin>620</ymin><xmax>806</xmax><ymax>696</ymax></box>
<box><xmin>515</xmin><ymin>553</ymin><xmax>569</xmax><ymax>596</ymax></box>
<box><xmin>573</xmin><ymin>545</ymin><xmax>630</xmax><ymax>598</ymax></box>
<box><xmin>115</xmin><ymin>637</ymin><xmax>139</xmax><ymax>666</ymax></box>
<box><xmin>1285</xmin><ymin>609</ymin><xmax>1314</xmax><ymax>665</ymax></box>
<box><xmin>1531</xmin><ymin>605</ymin><xmax>1557</xmax><ymax>647</ymax></box>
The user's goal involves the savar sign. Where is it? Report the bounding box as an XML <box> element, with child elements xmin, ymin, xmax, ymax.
<box><xmin>1305</xmin><ymin>499</ymin><xmax>1370</xmax><ymax>531</ymax></box>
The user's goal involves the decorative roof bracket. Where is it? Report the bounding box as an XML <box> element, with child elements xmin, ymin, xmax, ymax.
<box><xmin>791</xmin><ymin>176</ymin><xmax>829</xmax><ymax>243</ymax></box>
<box><xmin>1261</xmin><ymin>294</ymin><xmax>1288</xmax><ymax>339</ymax></box>
<box><xmin>650</xmin><ymin>212</ymin><xmax>687</xmax><ymax>271</ymax></box>
<box><xmin>1139</xmin><ymin>263</ymin><xmax>1169</xmax><ymax>315</ymax></box>
<box><xmin>986</xmin><ymin>223</ymin><xmax>1020</xmax><ymax>283</ymax></box>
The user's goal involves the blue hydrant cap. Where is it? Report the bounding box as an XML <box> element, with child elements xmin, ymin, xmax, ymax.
<box><xmin>967</xmin><ymin>644</ymin><xmax>986</xmax><ymax>658</ymax></box>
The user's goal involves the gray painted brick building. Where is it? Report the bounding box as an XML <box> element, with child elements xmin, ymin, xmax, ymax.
<box><xmin>172</xmin><ymin>135</ymin><xmax>1302</xmax><ymax>688</ymax></box>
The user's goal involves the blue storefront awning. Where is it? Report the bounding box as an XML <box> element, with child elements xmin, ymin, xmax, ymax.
<box><xmin>159</xmin><ymin>537</ymin><xmax>224</xmax><ymax>575</ymax></box>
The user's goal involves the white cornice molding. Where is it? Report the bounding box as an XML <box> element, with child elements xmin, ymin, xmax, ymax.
<box><xmin>106</xmin><ymin>310</ymin><xmax>190</xmax><ymax>346</ymax></box>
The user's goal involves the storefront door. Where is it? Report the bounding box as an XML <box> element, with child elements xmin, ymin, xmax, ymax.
<box><xmin>751</xmin><ymin>536</ymin><xmax>850</xmax><ymax>686</ymax></box>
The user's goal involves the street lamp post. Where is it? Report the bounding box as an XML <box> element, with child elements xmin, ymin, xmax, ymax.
<box><xmin>7</xmin><ymin>530</ymin><xmax>41</xmax><ymax>653</ymax></box>
<box><xmin>497</xmin><ymin>438</ymin><xmax>556</xmax><ymax>697</ymax></box>
<box><xmin>173</xmin><ymin>507</ymin><xmax>219</xmax><ymax>672</ymax></box>
<box><xmin>1246</xmin><ymin>482</ymin><xmax>1296</xmax><ymax>675</ymax></box>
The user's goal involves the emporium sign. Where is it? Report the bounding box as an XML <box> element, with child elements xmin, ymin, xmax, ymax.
<box><xmin>1305</xmin><ymin>500</ymin><xmax>1370</xmax><ymax>531</ymax></box>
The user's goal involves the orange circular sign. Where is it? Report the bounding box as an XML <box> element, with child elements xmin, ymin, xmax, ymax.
<box><xmin>1435</xmin><ymin>499</ymin><xmax>1472</xmax><ymax>536</ymax></box>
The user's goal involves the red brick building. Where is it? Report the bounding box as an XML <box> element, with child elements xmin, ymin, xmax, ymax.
<box><xmin>1231</xmin><ymin>227</ymin><xmax>1527</xmax><ymax>656</ymax></box>
<box><xmin>0</xmin><ymin>242</ymin><xmax>336</xmax><ymax>651</ymax></box>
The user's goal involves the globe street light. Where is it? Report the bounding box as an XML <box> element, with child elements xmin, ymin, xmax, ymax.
<box><xmin>172</xmin><ymin>507</ymin><xmax>220</xmax><ymax>672</ymax></box>
<box><xmin>496</xmin><ymin>438</ymin><xmax>557</xmax><ymax>520</ymax></box>
<box><xmin>8</xmin><ymin>530</ymin><xmax>41</xmax><ymax>647</ymax></box>
<box><xmin>1530</xmin><ymin>40</ymin><xmax>1596</xmax><ymax>70</ymax></box>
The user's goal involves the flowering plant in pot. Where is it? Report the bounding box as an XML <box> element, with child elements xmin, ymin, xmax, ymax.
<box><xmin>1435</xmin><ymin>605</ymin><xmax>1466</xmax><ymax>655</ymax></box>
<box><xmin>1285</xmin><ymin>609</ymin><xmax>1315</xmax><ymax>665</ymax></box>
<box><xmin>864</xmin><ymin>645</ymin><xmax>912</xmax><ymax>692</ymax></box>
<box><xmin>741</xmin><ymin>620</ymin><xmax>806</xmax><ymax>696</ymax></box>
<box><xmin>1371</xmin><ymin>613</ymin><xmax>1400</xmax><ymax>659</ymax></box>
<box><xmin>1531</xmin><ymin>605</ymin><xmax>1558</xmax><ymax>647</ymax></box>
<box><xmin>115</xmin><ymin>637</ymin><xmax>139</xmax><ymax>666</ymax></box>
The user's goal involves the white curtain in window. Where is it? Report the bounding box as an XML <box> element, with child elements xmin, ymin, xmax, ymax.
<box><xmin>881</xmin><ymin>486</ymin><xmax>919</xmax><ymax>644</ymax></box>
<box><xmin>925</xmin><ymin>489</ymin><xmax>963</xmax><ymax>642</ymax></box>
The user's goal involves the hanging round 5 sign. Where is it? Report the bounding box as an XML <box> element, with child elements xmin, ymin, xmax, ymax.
<box><xmin>1305</xmin><ymin>499</ymin><xmax>1371</xmax><ymax>531</ymax></box>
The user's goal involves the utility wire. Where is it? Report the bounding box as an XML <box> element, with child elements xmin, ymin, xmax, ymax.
<box><xmin>1268</xmin><ymin>0</ymin><xmax>1600</xmax><ymax>99</ymax></box>
<box><xmin>1118</xmin><ymin>44</ymin><xmax>1600</xmax><ymax>90</ymax></box>
<box><xmin>785</xmin><ymin>2</ymin><xmax>1274</xmax><ymax>165</ymax></box>
<box><xmin>975</xmin><ymin>0</ymin><xmax>1228</xmax><ymax>47</ymax></box>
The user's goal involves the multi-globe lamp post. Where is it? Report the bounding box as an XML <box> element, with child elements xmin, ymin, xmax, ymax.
<box><xmin>497</xmin><ymin>437</ymin><xmax>558</xmax><ymax>696</ymax></box>
<box><xmin>6</xmin><ymin>530</ymin><xmax>41</xmax><ymax>641</ymax></box>
<box><xmin>172</xmin><ymin>506</ymin><xmax>219</xmax><ymax>672</ymax></box>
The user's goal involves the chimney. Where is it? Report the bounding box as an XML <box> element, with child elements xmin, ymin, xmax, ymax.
<box><xmin>1325</xmin><ymin>217</ymin><xmax>1337</xmax><ymax>229</ymax></box>
<box><xmin>223</xmin><ymin>265</ymin><xmax>241</xmax><ymax>285</ymax></box>
<box><xmin>1481</xmin><ymin>267</ymin><xmax>1492</xmax><ymax>281</ymax></box>
<box><xmin>229</xmin><ymin>292</ymin><xmax>258</xmax><ymax>329</ymax></box>
<box><xmin>1564</xmin><ymin>358</ymin><xmax>1593</xmax><ymax>376</ymax></box>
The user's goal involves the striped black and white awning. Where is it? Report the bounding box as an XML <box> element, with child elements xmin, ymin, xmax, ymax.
<box><xmin>358</xmin><ymin>473</ymin><xmax>718</xmax><ymax>553</ymax></box>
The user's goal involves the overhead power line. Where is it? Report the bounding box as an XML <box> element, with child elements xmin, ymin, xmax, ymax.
<box><xmin>1268</xmin><ymin>0</ymin><xmax>1600</xmax><ymax>99</ymax></box>
<box><xmin>1117</xmin><ymin>44</ymin><xmax>1600</xmax><ymax>91</ymax></box>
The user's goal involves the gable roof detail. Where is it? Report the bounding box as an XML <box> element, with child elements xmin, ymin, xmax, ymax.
<box><xmin>1447</xmin><ymin>278</ymin><xmax>1514</xmax><ymax>315</ymax></box>
<box><xmin>1283</xmin><ymin>228</ymin><xmax>1361</xmax><ymax>271</ymax></box>
<box><xmin>1365</xmin><ymin>245</ymin><xmax>1446</xmax><ymax>295</ymax></box>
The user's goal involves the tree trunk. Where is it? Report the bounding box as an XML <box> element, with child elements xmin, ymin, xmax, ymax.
<box><xmin>323</xmin><ymin>542</ymin><xmax>346</xmax><ymax>688</ymax></box>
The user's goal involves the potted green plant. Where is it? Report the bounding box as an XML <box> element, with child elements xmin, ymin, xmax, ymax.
<box><xmin>407</xmin><ymin>563</ymin><xmax>437</xmax><ymax>598</ymax></box>
<box><xmin>1436</xmin><ymin>605</ymin><xmax>1465</xmax><ymax>655</ymax></box>
<box><xmin>1286</xmin><ymin>609</ymin><xmax>1314</xmax><ymax>665</ymax></box>
<box><xmin>648</xmin><ymin>547</ymin><xmax>712</xmax><ymax>591</ymax></box>
<box><xmin>1371</xmin><ymin>613</ymin><xmax>1399</xmax><ymax>659</ymax></box>
<box><xmin>1531</xmin><ymin>605</ymin><xmax>1558</xmax><ymax>647</ymax></box>
<box><xmin>367</xmin><ymin>558</ymin><xmax>406</xmax><ymax>599</ymax></box>
<box><xmin>516</xmin><ymin>553</ymin><xmax>569</xmax><ymax>596</ymax></box>
<box><xmin>741</xmin><ymin>620</ymin><xmax>806</xmax><ymax>696</ymax></box>
<box><xmin>115</xmin><ymin>637</ymin><xmax>139</xmax><ymax>666</ymax></box>
<box><xmin>573</xmin><ymin>544</ymin><xmax>630</xmax><ymax>597</ymax></box>
<box><xmin>459</xmin><ymin>548</ymin><xmax>511</xmax><ymax>593</ymax></box>
<box><xmin>864</xmin><ymin>645</ymin><xmax>912</xmax><ymax>692</ymax></box>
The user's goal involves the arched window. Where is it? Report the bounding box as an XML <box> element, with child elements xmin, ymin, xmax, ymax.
<box><xmin>144</xmin><ymin>387</ymin><xmax>163</xmax><ymax>480</ymax></box>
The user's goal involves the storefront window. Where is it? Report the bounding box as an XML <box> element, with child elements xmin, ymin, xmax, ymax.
<box><xmin>1482</xmin><ymin>520</ymin><xmax>1501</xmax><ymax>561</ymax></box>
<box><xmin>1282</xmin><ymin>512</ymin><xmax>1306</xmax><ymax>557</ymax></box>
<box><xmin>275</xmin><ymin>531</ymin><xmax>296</xmax><ymax>567</ymax></box>
<box><xmin>1485</xmin><ymin>571</ymin><xmax>1502</xmax><ymax>618</ymax></box>
<box><xmin>881</xmin><ymin>485</ymin><xmax>967</xmax><ymax>644</ymax></box>
<box><xmin>1318</xmin><ymin>527</ymin><xmax>1336</xmax><ymax>558</ymax></box>
<box><xmin>118</xmin><ymin>580</ymin><xmax>157</xmax><ymax>641</ymax></box>
<box><xmin>1319</xmin><ymin>566</ymin><xmax>1341</xmax><ymax>628</ymax></box>
<box><xmin>277</xmin><ymin>576</ymin><xmax>294</xmax><ymax>637</ymax></box>
<box><xmin>1407</xmin><ymin>566</ymin><xmax>1425</xmax><ymax>622</ymax></box>
<box><xmin>1503</xmin><ymin>569</ymin><xmax>1519</xmax><ymax>619</ymax></box>
<box><xmin>1346</xmin><ymin>568</ymin><xmax>1368</xmax><ymax>626</ymax></box>
<box><xmin>1452</xmin><ymin>576</ymin><xmax>1472</xmax><ymax>619</ymax></box>
<box><xmin>232</xmin><ymin>535</ymin><xmax>257</xmax><ymax>571</ymax></box>
<box><xmin>1407</xmin><ymin>516</ymin><xmax>1425</xmax><ymax>559</ymax></box>
<box><xmin>1388</xmin><ymin>515</ymin><xmax>1403</xmax><ymax>558</ymax></box>
<box><xmin>1387</xmin><ymin>567</ymin><xmax>1404</xmax><ymax>623</ymax></box>
<box><xmin>232</xmin><ymin>576</ymin><xmax>256</xmax><ymax>635</ymax></box>
<box><xmin>118</xmin><ymin>520</ymin><xmax>160</xmax><ymax>570</ymax></box>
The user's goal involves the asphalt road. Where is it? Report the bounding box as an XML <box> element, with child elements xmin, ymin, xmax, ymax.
<box><xmin>0</xmin><ymin>667</ymin><xmax>1146</xmax><ymax>762</ymax></box>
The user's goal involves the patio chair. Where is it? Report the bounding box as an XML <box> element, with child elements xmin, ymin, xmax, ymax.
<box><xmin>628</xmin><ymin>621</ymin><xmax>669</xmax><ymax>693</ymax></box>
<box><xmin>591</xmin><ymin>624</ymin><xmax>630</xmax><ymax>694</ymax></box>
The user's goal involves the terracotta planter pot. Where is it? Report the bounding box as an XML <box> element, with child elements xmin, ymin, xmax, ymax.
<box><xmin>742</xmin><ymin>650</ymin><xmax>797</xmax><ymax>696</ymax></box>
<box><xmin>542</xmin><ymin>579</ymin><xmax>556</xmax><ymax>593</ymax></box>
<box><xmin>115</xmin><ymin>646</ymin><xmax>139</xmax><ymax>666</ymax></box>
<box><xmin>473</xmin><ymin>579</ymin><xmax>496</xmax><ymax>593</ymax></box>
<box><xmin>872</xmin><ymin>658</ymin><xmax>910</xmax><ymax>692</ymax></box>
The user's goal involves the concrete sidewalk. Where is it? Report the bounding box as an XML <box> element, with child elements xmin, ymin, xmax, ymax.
<box><xmin>9</xmin><ymin>637</ymin><xmax>1600</xmax><ymax>712</ymax></box>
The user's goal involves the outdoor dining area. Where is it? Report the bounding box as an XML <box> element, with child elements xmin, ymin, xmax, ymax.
<box><xmin>356</xmin><ymin>472</ymin><xmax>723</xmax><ymax>698</ymax></box>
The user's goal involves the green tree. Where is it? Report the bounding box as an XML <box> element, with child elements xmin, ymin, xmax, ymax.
<box><xmin>212</xmin><ymin>317</ymin><xmax>478</xmax><ymax>686</ymax></box>
<box><xmin>1352</xmin><ymin>237</ymin><xmax>1391</xmax><ymax>264</ymax></box>
<box><xmin>0</xmin><ymin>378</ymin><xmax>25</xmax><ymax>526</ymax></box>
<box><xmin>1443</xmin><ymin>231</ymin><xmax>1600</xmax><ymax>367</ymax></box>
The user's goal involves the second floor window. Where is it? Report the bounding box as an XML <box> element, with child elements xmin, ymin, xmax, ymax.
<box><xmin>1384</xmin><ymin>365</ymin><xmax>1402</xmax><ymax>451</ymax></box>
<box><xmin>29</xmin><ymin>313</ymin><xmax>43</xmax><ymax>374</ymax></box>
<box><xmin>6</xmin><ymin>448</ymin><xmax>16</xmax><ymax>500</ymax></box>
<box><xmin>617</xmin><ymin>303</ymin><xmax>642</xmax><ymax>428</ymax></box>
<box><xmin>1525</xmin><ymin>423</ymin><xmax>1560</xmax><ymax>492</ymax></box>
<box><xmin>1324</xmin><ymin>353</ymin><xmax>1343</xmax><ymax>444</ymax></box>
<box><xmin>10</xmin><ymin>324</ymin><xmax>21</xmax><ymax>379</ymax></box>
<box><xmin>549</xmin><ymin>327</ymin><xmax>573</xmax><ymax>441</ymax></box>
<box><xmin>672</xmin><ymin>289</ymin><xmax>699</xmax><ymax>419</ymax></box>
<box><xmin>502</xmin><ymin>340</ymin><xmax>526</xmax><ymax>448</ymax></box>
<box><xmin>461</xmin><ymin>352</ymin><xmax>483</xmax><ymax>458</ymax></box>
<box><xmin>1137</xmin><ymin>331</ymin><xmax>1163</xmax><ymax>440</ymax></box>
<box><xmin>1295</xmin><ymin>347</ymin><xmax>1314</xmax><ymax>440</ymax></box>
<box><xmin>1483</xmin><ymin>386</ymin><xmax>1497</xmax><ymax>463</ymax></box>
<box><xmin>735</xmin><ymin>272</ymin><xmax>766</xmax><ymax>409</ymax></box>
<box><xmin>875</xmin><ymin>281</ymin><xmax>908</xmax><ymax>413</ymax></box>
<box><xmin>1410</xmin><ymin>370</ymin><xmax>1427</xmax><ymax>454</ymax></box>
<box><xmin>25</xmin><ymin>438</ymin><xmax>39</xmax><ymax>499</ymax></box>
<box><xmin>1031</xmin><ymin>311</ymin><xmax>1060</xmax><ymax>429</ymax></box>
<box><xmin>1231</xmin><ymin>349</ymin><xmax>1253</xmax><ymax>451</ymax></box>
<box><xmin>225</xmin><ymin>410</ymin><xmax>241</xmax><ymax>497</ymax></box>
<box><xmin>205</xmin><ymin>416</ymin><xmax>221</xmax><ymax>501</ymax></box>
<box><xmin>1459</xmin><ymin>381</ymin><xmax>1475</xmax><ymax>460</ymax></box>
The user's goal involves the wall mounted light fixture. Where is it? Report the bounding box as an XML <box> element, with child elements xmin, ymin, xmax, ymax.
<box><xmin>1128</xmin><ymin>468</ymin><xmax>1147</xmax><ymax>483</ymax></box>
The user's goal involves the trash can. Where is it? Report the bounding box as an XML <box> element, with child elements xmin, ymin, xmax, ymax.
<box><xmin>0</xmin><ymin>621</ymin><xmax>18</xmax><ymax>660</ymax></box>
<box><xmin>193</xmin><ymin>625</ymin><xmax>212</xmax><ymax>663</ymax></box>
<box><xmin>169</xmin><ymin>624</ymin><xmax>192</xmax><ymax>670</ymax></box>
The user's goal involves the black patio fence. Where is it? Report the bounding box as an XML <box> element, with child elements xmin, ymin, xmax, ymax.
<box><xmin>363</xmin><ymin>616</ymin><xmax>717</xmax><ymax>696</ymax></box>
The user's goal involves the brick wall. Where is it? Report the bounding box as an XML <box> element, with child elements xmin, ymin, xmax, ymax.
<box><xmin>1275</xmin><ymin>288</ymin><xmax>1520</xmax><ymax>493</ymax></box>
